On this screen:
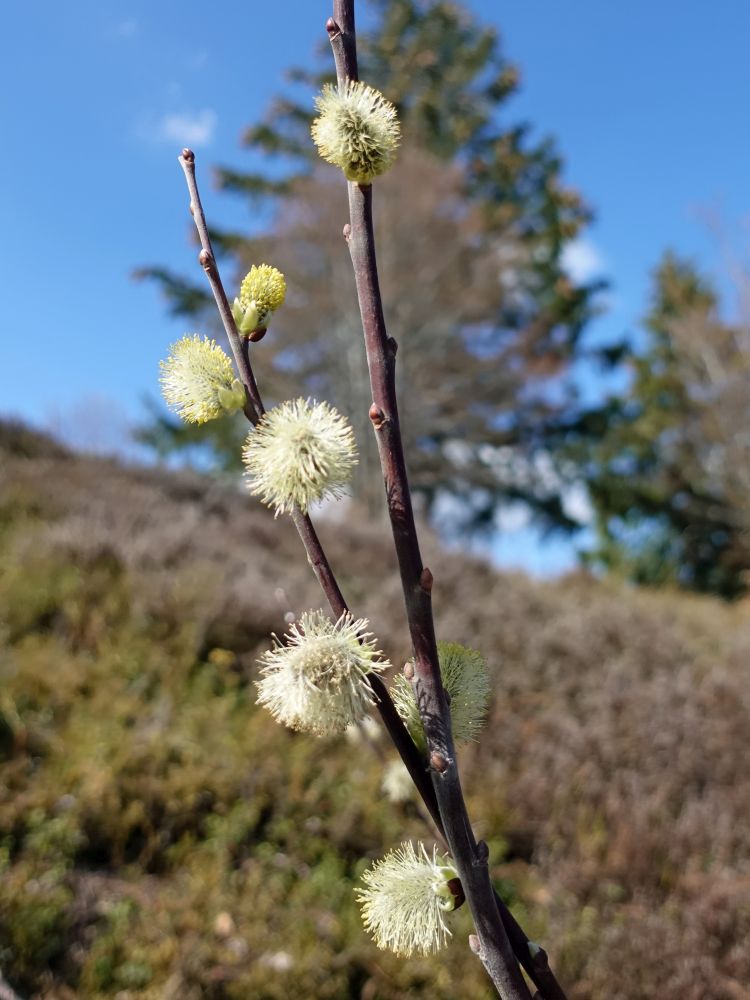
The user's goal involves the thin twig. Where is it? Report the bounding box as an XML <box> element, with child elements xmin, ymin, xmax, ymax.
<box><xmin>327</xmin><ymin>3</ymin><xmax>556</xmax><ymax>997</ymax></box>
<box><xmin>178</xmin><ymin>150</ymin><xmax>264</xmax><ymax>423</ymax></box>
<box><xmin>176</xmin><ymin>147</ymin><xmax>444</xmax><ymax>832</ymax></box>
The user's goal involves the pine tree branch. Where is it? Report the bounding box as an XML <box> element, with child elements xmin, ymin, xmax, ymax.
<box><xmin>327</xmin><ymin>4</ymin><xmax>534</xmax><ymax>998</ymax></box>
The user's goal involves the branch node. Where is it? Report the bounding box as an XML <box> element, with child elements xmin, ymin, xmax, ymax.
<box><xmin>403</xmin><ymin>660</ymin><xmax>414</xmax><ymax>681</ymax></box>
<box><xmin>326</xmin><ymin>17</ymin><xmax>340</xmax><ymax>38</ymax></box>
<box><xmin>419</xmin><ymin>566</ymin><xmax>434</xmax><ymax>593</ymax></box>
<box><xmin>343</xmin><ymin>223</ymin><xmax>352</xmax><ymax>241</ymax></box>
<box><xmin>474</xmin><ymin>840</ymin><xmax>490</xmax><ymax>866</ymax></box>
<box><xmin>181</xmin><ymin>147</ymin><xmax>195</xmax><ymax>163</ymax></box>
<box><xmin>430</xmin><ymin>750</ymin><xmax>450</xmax><ymax>774</ymax></box>
<box><xmin>469</xmin><ymin>934</ymin><xmax>482</xmax><ymax>956</ymax></box>
<box><xmin>369</xmin><ymin>402</ymin><xmax>386</xmax><ymax>430</ymax></box>
<box><xmin>387</xmin><ymin>335</ymin><xmax>398</xmax><ymax>356</ymax></box>
<box><xmin>198</xmin><ymin>248</ymin><xmax>213</xmax><ymax>270</ymax></box>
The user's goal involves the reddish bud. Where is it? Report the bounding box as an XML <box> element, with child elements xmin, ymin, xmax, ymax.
<box><xmin>369</xmin><ymin>403</ymin><xmax>386</xmax><ymax>429</ymax></box>
<box><xmin>447</xmin><ymin>877</ymin><xmax>465</xmax><ymax>909</ymax></box>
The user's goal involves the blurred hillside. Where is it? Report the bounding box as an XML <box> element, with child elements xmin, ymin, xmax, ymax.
<box><xmin>1</xmin><ymin>421</ymin><xmax>749</xmax><ymax>999</ymax></box>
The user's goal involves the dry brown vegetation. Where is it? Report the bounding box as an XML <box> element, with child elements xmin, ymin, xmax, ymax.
<box><xmin>1</xmin><ymin>421</ymin><xmax>749</xmax><ymax>998</ymax></box>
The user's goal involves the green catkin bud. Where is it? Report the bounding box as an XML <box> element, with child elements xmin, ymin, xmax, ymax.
<box><xmin>242</xmin><ymin>397</ymin><xmax>357</xmax><ymax>516</ymax></box>
<box><xmin>311</xmin><ymin>80</ymin><xmax>400</xmax><ymax>183</ymax></box>
<box><xmin>255</xmin><ymin>611</ymin><xmax>389</xmax><ymax>736</ymax></box>
<box><xmin>392</xmin><ymin>642</ymin><xmax>491</xmax><ymax>751</ymax></box>
<box><xmin>236</xmin><ymin>264</ymin><xmax>286</xmax><ymax>332</ymax></box>
<box><xmin>159</xmin><ymin>335</ymin><xmax>245</xmax><ymax>424</ymax></box>
<box><xmin>356</xmin><ymin>842</ymin><xmax>459</xmax><ymax>956</ymax></box>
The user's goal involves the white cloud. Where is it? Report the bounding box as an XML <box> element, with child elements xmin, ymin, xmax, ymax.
<box><xmin>496</xmin><ymin>501</ymin><xmax>532</xmax><ymax>533</ymax></box>
<box><xmin>561</xmin><ymin>481</ymin><xmax>593</xmax><ymax>526</ymax></box>
<box><xmin>113</xmin><ymin>18</ymin><xmax>138</xmax><ymax>39</ymax></box>
<box><xmin>561</xmin><ymin>237</ymin><xmax>606</xmax><ymax>284</ymax></box>
<box><xmin>476</xmin><ymin>444</ymin><xmax>594</xmax><ymax>527</ymax></box>
<box><xmin>190</xmin><ymin>51</ymin><xmax>209</xmax><ymax>69</ymax></box>
<box><xmin>138</xmin><ymin>109</ymin><xmax>218</xmax><ymax>148</ymax></box>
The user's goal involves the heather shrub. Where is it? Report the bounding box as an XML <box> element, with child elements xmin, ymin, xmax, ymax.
<box><xmin>1</xmin><ymin>426</ymin><xmax>748</xmax><ymax>996</ymax></box>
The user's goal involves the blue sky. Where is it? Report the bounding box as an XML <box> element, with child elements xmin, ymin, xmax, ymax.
<box><xmin>2</xmin><ymin>1</ymin><xmax>748</xmax><ymax>571</ymax></box>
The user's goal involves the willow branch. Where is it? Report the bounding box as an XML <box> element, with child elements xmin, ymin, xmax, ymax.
<box><xmin>176</xmin><ymin>147</ymin><xmax>444</xmax><ymax>835</ymax></box>
<box><xmin>327</xmin><ymin>4</ymin><xmax>532</xmax><ymax>998</ymax></box>
<box><xmin>178</xmin><ymin>150</ymin><xmax>264</xmax><ymax>423</ymax></box>
<box><xmin>176</xmin><ymin>142</ymin><xmax>563</xmax><ymax>999</ymax></box>
<box><xmin>324</xmin><ymin>15</ymin><xmax>567</xmax><ymax>993</ymax></box>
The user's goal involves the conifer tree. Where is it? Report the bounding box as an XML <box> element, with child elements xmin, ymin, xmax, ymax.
<box><xmin>584</xmin><ymin>251</ymin><xmax>750</xmax><ymax>597</ymax></box>
<box><xmin>138</xmin><ymin>0</ymin><xmax>604</xmax><ymax>533</ymax></box>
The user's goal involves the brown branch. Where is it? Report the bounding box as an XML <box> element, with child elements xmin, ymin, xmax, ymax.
<box><xmin>326</xmin><ymin>8</ymin><xmax>357</xmax><ymax>86</ymax></box>
<box><xmin>176</xmin><ymin>145</ymin><xmax>445</xmax><ymax>833</ymax></box>
<box><xmin>178</xmin><ymin>149</ymin><xmax>264</xmax><ymax>423</ymax></box>
<box><xmin>177</xmin><ymin>138</ymin><xmax>565</xmax><ymax>1000</ymax></box>
<box><xmin>327</xmin><ymin>4</ymin><xmax>532</xmax><ymax>998</ymax></box>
